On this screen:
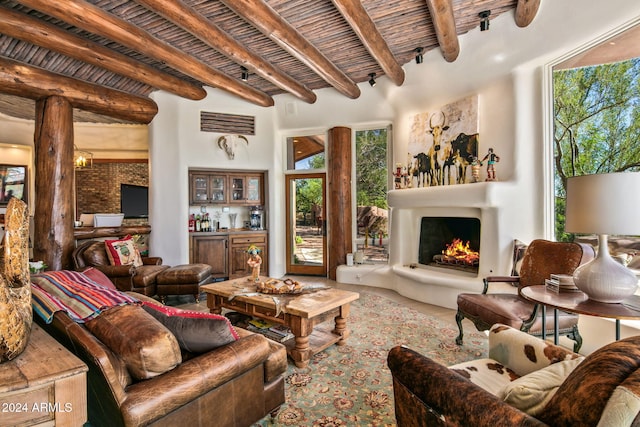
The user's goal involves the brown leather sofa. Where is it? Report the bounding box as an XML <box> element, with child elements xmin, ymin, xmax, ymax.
<box><xmin>73</xmin><ymin>240</ymin><xmax>169</xmax><ymax>296</ymax></box>
<box><xmin>36</xmin><ymin>298</ymin><xmax>287</xmax><ymax>427</ymax></box>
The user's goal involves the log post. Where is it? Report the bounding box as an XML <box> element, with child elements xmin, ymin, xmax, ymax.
<box><xmin>327</xmin><ymin>126</ymin><xmax>352</xmax><ymax>279</ymax></box>
<box><xmin>33</xmin><ymin>96</ymin><xmax>75</xmax><ymax>270</ymax></box>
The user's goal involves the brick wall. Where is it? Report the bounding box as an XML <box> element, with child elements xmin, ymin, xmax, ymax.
<box><xmin>75</xmin><ymin>161</ymin><xmax>148</xmax><ymax>224</ymax></box>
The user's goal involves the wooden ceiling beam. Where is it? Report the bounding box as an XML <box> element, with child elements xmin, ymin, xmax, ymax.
<box><xmin>220</xmin><ymin>0</ymin><xmax>361</xmax><ymax>99</ymax></box>
<box><xmin>331</xmin><ymin>0</ymin><xmax>405</xmax><ymax>86</ymax></box>
<box><xmin>136</xmin><ymin>0</ymin><xmax>317</xmax><ymax>104</ymax></box>
<box><xmin>425</xmin><ymin>0</ymin><xmax>460</xmax><ymax>63</ymax></box>
<box><xmin>0</xmin><ymin>8</ymin><xmax>206</xmax><ymax>101</ymax></box>
<box><xmin>17</xmin><ymin>0</ymin><xmax>274</xmax><ymax>107</ymax></box>
<box><xmin>515</xmin><ymin>0</ymin><xmax>541</xmax><ymax>28</ymax></box>
<box><xmin>0</xmin><ymin>57</ymin><xmax>157</xmax><ymax>124</ymax></box>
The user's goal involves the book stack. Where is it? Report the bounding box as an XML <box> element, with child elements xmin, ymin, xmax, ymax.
<box><xmin>245</xmin><ymin>318</ymin><xmax>294</xmax><ymax>343</ymax></box>
<box><xmin>545</xmin><ymin>274</ymin><xmax>580</xmax><ymax>293</ymax></box>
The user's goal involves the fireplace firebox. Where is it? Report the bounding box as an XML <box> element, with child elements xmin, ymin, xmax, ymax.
<box><xmin>418</xmin><ymin>217</ymin><xmax>481</xmax><ymax>273</ymax></box>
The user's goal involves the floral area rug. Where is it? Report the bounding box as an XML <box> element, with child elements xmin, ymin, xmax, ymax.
<box><xmin>253</xmin><ymin>291</ymin><xmax>488</xmax><ymax>427</ymax></box>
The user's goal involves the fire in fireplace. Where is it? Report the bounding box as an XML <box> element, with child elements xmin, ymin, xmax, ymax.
<box><xmin>418</xmin><ymin>217</ymin><xmax>481</xmax><ymax>273</ymax></box>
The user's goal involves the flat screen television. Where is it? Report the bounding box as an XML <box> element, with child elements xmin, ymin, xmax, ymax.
<box><xmin>120</xmin><ymin>184</ymin><xmax>148</xmax><ymax>219</ymax></box>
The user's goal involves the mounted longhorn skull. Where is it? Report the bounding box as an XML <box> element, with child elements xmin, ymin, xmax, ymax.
<box><xmin>217</xmin><ymin>135</ymin><xmax>249</xmax><ymax>160</ymax></box>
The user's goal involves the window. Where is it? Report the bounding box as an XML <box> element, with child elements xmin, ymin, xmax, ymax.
<box><xmin>355</xmin><ymin>127</ymin><xmax>390</xmax><ymax>263</ymax></box>
<box><xmin>286</xmin><ymin>134</ymin><xmax>325</xmax><ymax>170</ymax></box>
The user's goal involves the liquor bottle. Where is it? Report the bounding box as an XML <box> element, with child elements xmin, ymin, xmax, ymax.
<box><xmin>188</xmin><ymin>214</ymin><xmax>195</xmax><ymax>232</ymax></box>
<box><xmin>195</xmin><ymin>214</ymin><xmax>201</xmax><ymax>232</ymax></box>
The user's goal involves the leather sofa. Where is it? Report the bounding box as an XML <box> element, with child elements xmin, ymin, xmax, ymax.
<box><xmin>73</xmin><ymin>239</ymin><xmax>169</xmax><ymax>296</ymax></box>
<box><xmin>388</xmin><ymin>323</ymin><xmax>640</xmax><ymax>426</ymax></box>
<box><xmin>35</xmin><ymin>289</ymin><xmax>287</xmax><ymax>427</ymax></box>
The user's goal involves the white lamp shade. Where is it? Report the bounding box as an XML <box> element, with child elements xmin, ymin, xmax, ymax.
<box><xmin>565</xmin><ymin>172</ymin><xmax>640</xmax><ymax>236</ymax></box>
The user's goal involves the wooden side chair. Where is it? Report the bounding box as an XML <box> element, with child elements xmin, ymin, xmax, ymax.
<box><xmin>455</xmin><ymin>239</ymin><xmax>594</xmax><ymax>352</ymax></box>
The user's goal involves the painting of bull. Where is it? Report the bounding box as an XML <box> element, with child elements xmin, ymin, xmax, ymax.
<box><xmin>406</xmin><ymin>95</ymin><xmax>479</xmax><ymax>188</ymax></box>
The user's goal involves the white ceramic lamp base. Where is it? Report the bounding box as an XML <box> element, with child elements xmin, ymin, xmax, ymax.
<box><xmin>573</xmin><ymin>235</ymin><xmax>638</xmax><ymax>303</ymax></box>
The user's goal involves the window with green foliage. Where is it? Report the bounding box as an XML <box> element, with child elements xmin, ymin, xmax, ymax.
<box><xmin>553</xmin><ymin>58</ymin><xmax>640</xmax><ymax>241</ymax></box>
<box><xmin>355</xmin><ymin>127</ymin><xmax>389</xmax><ymax>262</ymax></box>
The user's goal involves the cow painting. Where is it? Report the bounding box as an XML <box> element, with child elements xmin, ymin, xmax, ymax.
<box><xmin>426</xmin><ymin>112</ymin><xmax>449</xmax><ymax>186</ymax></box>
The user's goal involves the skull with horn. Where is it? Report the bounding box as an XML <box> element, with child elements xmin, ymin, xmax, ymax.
<box><xmin>217</xmin><ymin>135</ymin><xmax>249</xmax><ymax>160</ymax></box>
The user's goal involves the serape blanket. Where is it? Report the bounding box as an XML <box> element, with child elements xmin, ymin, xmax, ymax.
<box><xmin>31</xmin><ymin>270</ymin><xmax>139</xmax><ymax>324</ymax></box>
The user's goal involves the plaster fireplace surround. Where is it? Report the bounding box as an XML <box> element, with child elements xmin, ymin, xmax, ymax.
<box><xmin>337</xmin><ymin>181</ymin><xmax>523</xmax><ymax>309</ymax></box>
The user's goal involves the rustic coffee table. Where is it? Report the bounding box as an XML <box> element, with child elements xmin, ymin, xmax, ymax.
<box><xmin>201</xmin><ymin>277</ymin><xmax>360</xmax><ymax>368</ymax></box>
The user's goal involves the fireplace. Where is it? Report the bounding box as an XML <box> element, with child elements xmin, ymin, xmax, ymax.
<box><xmin>418</xmin><ymin>217</ymin><xmax>481</xmax><ymax>273</ymax></box>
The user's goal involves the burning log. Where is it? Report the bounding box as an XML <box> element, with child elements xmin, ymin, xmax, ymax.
<box><xmin>433</xmin><ymin>238</ymin><xmax>479</xmax><ymax>267</ymax></box>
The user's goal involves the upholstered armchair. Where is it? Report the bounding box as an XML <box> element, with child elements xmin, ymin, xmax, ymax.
<box><xmin>72</xmin><ymin>239</ymin><xmax>169</xmax><ymax>296</ymax></box>
<box><xmin>455</xmin><ymin>239</ymin><xmax>594</xmax><ymax>352</ymax></box>
<box><xmin>388</xmin><ymin>324</ymin><xmax>640</xmax><ymax>426</ymax></box>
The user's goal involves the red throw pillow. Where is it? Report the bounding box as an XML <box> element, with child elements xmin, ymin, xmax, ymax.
<box><xmin>141</xmin><ymin>301</ymin><xmax>239</xmax><ymax>353</ymax></box>
<box><xmin>104</xmin><ymin>235</ymin><xmax>143</xmax><ymax>267</ymax></box>
<box><xmin>81</xmin><ymin>267</ymin><xmax>116</xmax><ymax>290</ymax></box>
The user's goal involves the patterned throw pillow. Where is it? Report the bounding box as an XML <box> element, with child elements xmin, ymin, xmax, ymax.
<box><xmin>105</xmin><ymin>235</ymin><xmax>143</xmax><ymax>267</ymax></box>
<box><xmin>141</xmin><ymin>301</ymin><xmax>239</xmax><ymax>353</ymax></box>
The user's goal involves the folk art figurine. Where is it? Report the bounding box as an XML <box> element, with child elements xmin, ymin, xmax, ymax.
<box><xmin>480</xmin><ymin>148</ymin><xmax>500</xmax><ymax>181</ymax></box>
<box><xmin>247</xmin><ymin>244</ymin><xmax>262</xmax><ymax>282</ymax></box>
<box><xmin>0</xmin><ymin>198</ymin><xmax>32</xmax><ymax>362</ymax></box>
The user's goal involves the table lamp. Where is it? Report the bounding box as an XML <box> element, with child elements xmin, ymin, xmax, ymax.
<box><xmin>565</xmin><ymin>172</ymin><xmax>640</xmax><ymax>303</ymax></box>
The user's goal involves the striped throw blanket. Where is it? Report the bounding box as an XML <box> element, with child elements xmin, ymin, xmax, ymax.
<box><xmin>31</xmin><ymin>270</ymin><xmax>139</xmax><ymax>324</ymax></box>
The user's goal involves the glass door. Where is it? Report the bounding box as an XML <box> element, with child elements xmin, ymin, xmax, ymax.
<box><xmin>286</xmin><ymin>173</ymin><xmax>327</xmax><ymax>276</ymax></box>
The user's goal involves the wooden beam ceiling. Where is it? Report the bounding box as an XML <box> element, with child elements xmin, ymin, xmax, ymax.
<box><xmin>515</xmin><ymin>0</ymin><xmax>541</xmax><ymax>28</ymax></box>
<box><xmin>219</xmin><ymin>0</ymin><xmax>361</xmax><ymax>99</ymax></box>
<box><xmin>17</xmin><ymin>0</ymin><xmax>275</xmax><ymax>107</ymax></box>
<box><xmin>0</xmin><ymin>7</ymin><xmax>206</xmax><ymax>102</ymax></box>
<box><xmin>425</xmin><ymin>0</ymin><xmax>460</xmax><ymax>63</ymax></box>
<box><xmin>136</xmin><ymin>0</ymin><xmax>317</xmax><ymax>104</ymax></box>
<box><xmin>0</xmin><ymin>57</ymin><xmax>157</xmax><ymax>124</ymax></box>
<box><xmin>331</xmin><ymin>0</ymin><xmax>405</xmax><ymax>86</ymax></box>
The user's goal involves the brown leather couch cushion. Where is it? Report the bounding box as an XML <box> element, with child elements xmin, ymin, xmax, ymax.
<box><xmin>83</xmin><ymin>241</ymin><xmax>112</xmax><ymax>266</ymax></box>
<box><xmin>85</xmin><ymin>304</ymin><xmax>181</xmax><ymax>380</ymax></box>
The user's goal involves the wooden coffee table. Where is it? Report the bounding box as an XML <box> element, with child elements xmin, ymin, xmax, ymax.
<box><xmin>201</xmin><ymin>277</ymin><xmax>360</xmax><ymax>368</ymax></box>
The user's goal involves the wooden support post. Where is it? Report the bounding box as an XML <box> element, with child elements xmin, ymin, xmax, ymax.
<box><xmin>33</xmin><ymin>96</ymin><xmax>75</xmax><ymax>270</ymax></box>
<box><xmin>327</xmin><ymin>126</ymin><xmax>352</xmax><ymax>279</ymax></box>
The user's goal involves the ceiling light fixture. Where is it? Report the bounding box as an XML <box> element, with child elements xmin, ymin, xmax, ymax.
<box><xmin>73</xmin><ymin>145</ymin><xmax>93</xmax><ymax>169</ymax></box>
<box><xmin>415</xmin><ymin>47</ymin><xmax>424</xmax><ymax>64</ymax></box>
<box><xmin>479</xmin><ymin>10</ymin><xmax>491</xmax><ymax>31</ymax></box>
<box><xmin>368</xmin><ymin>73</ymin><xmax>377</xmax><ymax>87</ymax></box>
<box><xmin>241</xmin><ymin>66</ymin><xmax>249</xmax><ymax>82</ymax></box>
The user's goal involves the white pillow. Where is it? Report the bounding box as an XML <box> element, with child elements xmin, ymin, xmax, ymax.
<box><xmin>597</xmin><ymin>386</ymin><xmax>640</xmax><ymax>427</ymax></box>
<box><xmin>498</xmin><ymin>357</ymin><xmax>584</xmax><ymax>415</ymax></box>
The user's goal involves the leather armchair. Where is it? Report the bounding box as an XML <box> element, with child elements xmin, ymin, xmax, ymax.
<box><xmin>72</xmin><ymin>239</ymin><xmax>169</xmax><ymax>296</ymax></box>
<box><xmin>455</xmin><ymin>239</ymin><xmax>594</xmax><ymax>352</ymax></box>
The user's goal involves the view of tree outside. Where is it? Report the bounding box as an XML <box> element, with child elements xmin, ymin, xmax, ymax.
<box><xmin>355</xmin><ymin>128</ymin><xmax>389</xmax><ymax>262</ymax></box>
<box><xmin>553</xmin><ymin>58</ymin><xmax>640</xmax><ymax>241</ymax></box>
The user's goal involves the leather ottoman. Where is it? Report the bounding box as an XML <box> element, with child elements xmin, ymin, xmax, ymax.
<box><xmin>156</xmin><ymin>264</ymin><xmax>212</xmax><ymax>303</ymax></box>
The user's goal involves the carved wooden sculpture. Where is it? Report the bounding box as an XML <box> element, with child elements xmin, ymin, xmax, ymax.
<box><xmin>0</xmin><ymin>198</ymin><xmax>32</xmax><ymax>362</ymax></box>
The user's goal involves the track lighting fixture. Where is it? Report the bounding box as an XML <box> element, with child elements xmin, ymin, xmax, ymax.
<box><xmin>479</xmin><ymin>10</ymin><xmax>491</xmax><ymax>31</ymax></box>
<box><xmin>415</xmin><ymin>47</ymin><xmax>424</xmax><ymax>64</ymax></box>
<box><xmin>241</xmin><ymin>66</ymin><xmax>249</xmax><ymax>82</ymax></box>
<box><xmin>368</xmin><ymin>73</ymin><xmax>376</xmax><ymax>87</ymax></box>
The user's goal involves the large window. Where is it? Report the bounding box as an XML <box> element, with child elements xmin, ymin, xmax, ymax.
<box><xmin>553</xmin><ymin>58</ymin><xmax>640</xmax><ymax>241</ymax></box>
<box><xmin>355</xmin><ymin>127</ymin><xmax>389</xmax><ymax>263</ymax></box>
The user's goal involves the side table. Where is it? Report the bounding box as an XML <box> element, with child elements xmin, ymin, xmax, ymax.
<box><xmin>521</xmin><ymin>285</ymin><xmax>640</xmax><ymax>345</ymax></box>
<box><xmin>0</xmin><ymin>323</ymin><xmax>88</xmax><ymax>426</ymax></box>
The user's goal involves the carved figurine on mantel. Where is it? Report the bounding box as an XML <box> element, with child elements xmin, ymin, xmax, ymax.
<box><xmin>480</xmin><ymin>148</ymin><xmax>500</xmax><ymax>181</ymax></box>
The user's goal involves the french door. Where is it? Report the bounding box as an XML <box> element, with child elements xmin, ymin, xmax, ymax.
<box><xmin>285</xmin><ymin>173</ymin><xmax>327</xmax><ymax>276</ymax></box>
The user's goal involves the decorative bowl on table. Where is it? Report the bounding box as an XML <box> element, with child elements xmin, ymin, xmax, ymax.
<box><xmin>257</xmin><ymin>278</ymin><xmax>303</xmax><ymax>294</ymax></box>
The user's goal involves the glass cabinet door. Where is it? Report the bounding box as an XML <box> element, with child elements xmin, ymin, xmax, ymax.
<box><xmin>246</xmin><ymin>175</ymin><xmax>262</xmax><ymax>204</ymax></box>
<box><xmin>230</xmin><ymin>177</ymin><xmax>245</xmax><ymax>202</ymax></box>
<box><xmin>210</xmin><ymin>175</ymin><xmax>226</xmax><ymax>202</ymax></box>
<box><xmin>192</xmin><ymin>174</ymin><xmax>210</xmax><ymax>204</ymax></box>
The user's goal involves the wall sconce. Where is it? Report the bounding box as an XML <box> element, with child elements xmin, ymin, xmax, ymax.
<box><xmin>415</xmin><ymin>47</ymin><xmax>424</xmax><ymax>64</ymax></box>
<box><xmin>74</xmin><ymin>145</ymin><xmax>93</xmax><ymax>169</ymax></box>
<box><xmin>368</xmin><ymin>73</ymin><xmax>376</xmax><ymax>87</ymax></box>
<box><xmin>479</xmin><ymin>10</ymin><xmax>491</xmax><ymax>31</ymax></box>
<box><xmin>241</xmin><ymin>66</ymin><xmax>249</xmax><ymax>82</ymax></box>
